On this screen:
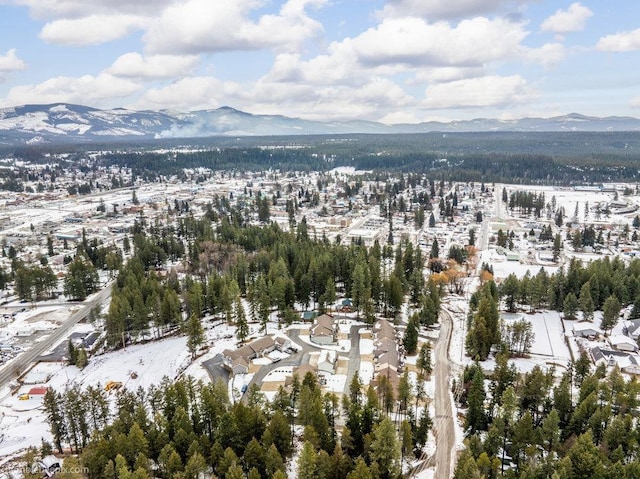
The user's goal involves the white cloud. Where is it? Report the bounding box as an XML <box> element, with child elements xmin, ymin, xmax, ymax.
<box><xmin>39</xmin><ymin>14</ymin><xmax>147</xmax><ymax>45</ymax></box>
<box><xmin>631</xmin><ymin>96</ymin><xmax>640</xmax><ymax>109</ymax></box>
<box><xmin>413</xmin><ymin>67</ymin><xmax>485</xmax><ymax>84</ymax></box>
<box><xmin>2</xmin><ymin>73</ymin><xmax>140</xmax><ymax>107</ymax></box>
<box><xmin>12</xmin><ymin>0</ymin><xmax>173</xmax><ymax>19</ymax></box>
<box><xmin>540</xmin><ymin>2</ymin><xmax>592</xmax><ymax>34</ymax></box>
<box><xmin>144</xmin><ymin>0</ymin><xmax>326</xmax><ymax>55</ymax></box>
<box><xmin>424</xmin><ymin>75</ymin><xmax>532</xmax><ymax>108</ymax></box>
<box><xmin>0</xmin><ymin>49</ymin><xmax>26</xmax><ymax>73</ymax></box>
<box><xmin>522</xmin><ymin>42</ymin><xmax>565</xmax><ymax>69</ymax></box>
<box><xmin>349</xmin><ymin>17</ymin><xmax>528</xmax><ymax>67</ymax></box>
<box><xmin>107</xmin><ymin>53</ymin><xmax>199</xmax><ymax>80</ymax></box>
<box><xmin>379</xmin><ymin>0</ymin><xmax>531</xmax><ymax>21</ymax></box>
<box><xmin>133</xmin><ymin>77</ymin><xmax>231</xmax><ymax>111</ymax></box>
<box><xmin>597</xmin><ymin>28</ymin><xmax>640</xmax><ymax>52</ymax></box>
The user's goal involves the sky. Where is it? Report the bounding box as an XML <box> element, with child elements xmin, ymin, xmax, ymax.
<box><xmin>0</xmin><ymin>1</ymin><xmax>640</xmax><ymax>124</ymax></box>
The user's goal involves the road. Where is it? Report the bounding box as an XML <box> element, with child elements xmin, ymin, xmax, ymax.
<box><xmin>240</xmin><ymin>328</ymin><xmax>322</xmax><ymax>402</ymax></box>
<box><xmin>240</xmin><ymin>321</ymin><xmax>362</xmax><ymax>403</ymax></box>
<box><xmin>342</xmin><ymin>324</ymin><xmax>362</xmax><ymax>393</ymax></box>
<box><xmin>0</xmin><ymin>282</ymin><xmax>113</xmax><ymax>390</ymax></box>
<box><xmin>433</xmin><ymin>309</ymin><xmax>455</xmax><ymax>479</ymax></box>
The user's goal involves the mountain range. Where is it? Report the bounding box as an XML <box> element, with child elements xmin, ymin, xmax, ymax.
<box><xmin>1</xmin><ymin>103</ymin><xmax>640</xmax><ymax>145</ymax></box>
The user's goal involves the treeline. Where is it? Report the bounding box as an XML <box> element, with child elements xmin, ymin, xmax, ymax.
<box><xmin>465</xmin><ymin>254</ymin><xmax>640</xmax><ymax>362</ymax></box>
<box><xmin>456</xmin><ymin>355</ymin><xmax>640</xmax><ymax>478</ymax></box>
<box><xmin>44</xmin><ymin>372</ymin><xmax>431</xmax><ymax>479</ymax></box>
<box><xmin>498</xmin><ymin>256</ymin><xmax>639</xmax><ymax>321</ymax></box>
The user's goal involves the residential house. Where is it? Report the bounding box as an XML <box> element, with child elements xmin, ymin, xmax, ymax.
<box><xmin>222</xmin><ymin>336</ymin><xmax>277</xmax><ymax>374</ymax></box>
<box><xmin>310</xmin><ymin>314</ymin><xmax>336</xmax><ymax>345</ymax></box>
<box><xmin>609</xmin><ymin>335</ymin><xmax>639</xmax><ymax>353</ymax></box>
<box><xmin>573</xmin><ymin>323</ymin><xmax>602</xmax><ymax>340</ymax></box>
<box><xmin>317</xmin><ymin>350</ymin><xmax>337</xmax><ymax>375</ymax></box>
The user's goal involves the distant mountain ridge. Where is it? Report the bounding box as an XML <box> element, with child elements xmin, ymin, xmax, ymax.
<box><xmin>1</xmin><ymin>103</ymin><xmax>640</xmax><ymax>145</ymax></box>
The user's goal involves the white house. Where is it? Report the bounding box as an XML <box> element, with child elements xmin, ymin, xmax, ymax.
<box><xmin>573</xmin><ymin>322</ymin><xmax>602</xmax><ymax>340</ymax></box>
<box><xmin>609</xmin><ymin>335</ymin><xmax>639</xmax><ymax>353</ymax></box>
<box><xmin>317</xmin><ymin>350</ymin><xmax>337</xmax><ymax>374</ymax></box>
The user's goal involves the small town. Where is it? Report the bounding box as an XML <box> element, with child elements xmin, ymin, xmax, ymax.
<box><xmin>0</xmin><ymin>146</ymin><xmax>637</xmax><ymax>478</ymax></box>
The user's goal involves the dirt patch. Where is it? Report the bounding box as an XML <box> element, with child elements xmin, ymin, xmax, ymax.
<box><xmin>260</xmin><ymin>381</ymin><xmax>284</xmax><ymax>392</ymax></box>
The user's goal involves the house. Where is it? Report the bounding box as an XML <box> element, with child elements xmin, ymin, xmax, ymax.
<box><xmin>28</xmin><ymin>386</ymin><xmax>48</xmax><ymax>396</ymax></box>
<box><xmin>609</xmin><ymin>335</ymin><xmax>638</xmax><ymax>353</ymax></box>
<box><xmin>589</xmin><ymin>346</ymin><xmax>636</xmax><ymax>369</ymax></box>
<box><xmin>301</xmin><ymin>311</ymin><xmax>318</xmax><ymax>322</ymax></box>
<box><xmin>375</xmin><ymin>350</ymin><xmax>399</xmax><ymax>372</ymax></box>
<box><xmin>275</xmin><ymin>336</ymin><xmax>291</xmax><ymax>351</ymax></box>
<box><xmin>573</xmin><ymin>323</ymin><xmax>602</xmax><ymax>340</ymax></box>
<box><xmin>624</xmin><ymin>319</ymin><xmax>640</xmax><ymax>341</ymax></box>
<box><xmin>39</xmin><ymin>455</ymin><xmax>61</xmax><ymax>477</ymax></box>
<box><xmin>373</xmin><ymin>319</ymin><xmax>395</xmax><ymax>340</ymax></box>
<box><xmin>317</xmin><ymin>350</ymin><xmax>337</xmax><ymax>375</ymax></box>
<box><xmin>374</xmin><ymin>337</ymin><xmax>397</xmax><ymax>358</ymax></box>
<box><xmin>222</xmin><ymin>336</ymin><xmax>277</xmax><ymax>373</ymax></box>
<box><xmin>310</xmin><ymin>314</ymin><xmax>336</xmax><ymax>345</ymax></box>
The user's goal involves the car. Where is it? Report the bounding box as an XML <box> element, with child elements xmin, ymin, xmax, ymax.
<box><xmin>18</xmin><ymin>393</ymin><xmax>29</xmax><ymax>400</ymax></box>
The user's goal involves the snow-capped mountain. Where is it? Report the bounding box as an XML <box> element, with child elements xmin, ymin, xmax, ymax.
<box><xmin>1</xmin><ymin>103</ymin><xmax>640</xmax><ymax>145</ymax></box>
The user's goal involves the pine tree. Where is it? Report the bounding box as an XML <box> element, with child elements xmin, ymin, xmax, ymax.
<box><xmin>402</xmin><ymin>317</ymin><xmax>419</xmax><ymax>354</ymax></box>
<box><xmin>234</xmin><ymin>297</ymin><xmax>249</xmax><ymax>342</ymax></box>
<box><xmin>297</xmin><ymin>441</ymin><xmax>318</xmax><ymax>479</ymax></box>
<box><xmin>76</xmin><ymin>347</ymin><xmax>88</xmax><ymax>369</ymax></box>
<box><xmin>43</xmin><ymin>389</ymin><xmax>66</xmax><ymax>453</ymax></box>
<box><xmin>563</xmin><ymin>292</ymin><xmax>579</xmax><ymax>321</ymax></box>
<box><xmin>370</xmin><ymin>416</ymin><xmax>401</xmax><ymax>479</ymax></box>
<box><xmin>416</xmin><ymin>342</ymin><xmax>432</xmax><ymax>378</ymax></box>
<box><xmin>580</xmin><ymin>281</ymin><xmax>594</xmax><ymax>321</ymax></box>
<box><xmin>185</xmin><ymin>313</ymin><xmax>205</xmax><ymax>359</ymax></box>
<box><xmin>465</xmin><ymin>367</ymin><xmax>487</xmax><ymax>434</ymax></box>
<box><xmin>601</xmin><ymin>294</ymin><xmax>621</xmax><ymax>334</ymax></box>
<box><xmin>68</xmin><ymin>339</ymin><xmax>77</xmax><ymax>366</ymax></box>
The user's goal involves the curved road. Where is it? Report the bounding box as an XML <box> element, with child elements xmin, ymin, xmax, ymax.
<box><xmin>0</xmin><ymin>282</ymin><xmax>113</xmax><ymax>389</ymax></box>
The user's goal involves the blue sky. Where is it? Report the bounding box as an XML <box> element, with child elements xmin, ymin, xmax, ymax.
<box><xmin>0</xmin><ymin>0</ymin><xmax>640</xmax><ymax>123</ymax></box>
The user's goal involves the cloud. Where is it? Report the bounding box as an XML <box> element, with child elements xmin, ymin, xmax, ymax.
<box><xmin>12</xmin><ymin>0</ymin><xmax>173</xmax><ymax>19</ymax></box>
<box><xmin>107</xmin><ymin>53</ymin><xmax>199</xmax><ymax>80</ymax></box>
<box><xmin>424</xmin><ymin>75</ymin><xmax>532</xmax><ymax>108</ymax></box>
<box><xmin>144</xmin><ymin>0</ymin><xmax>326</xmax><ymax>55</ymax></box>
<box><xmin>0</xmin><ymin>49</ymin><xmax>26</xmax><ymax>73</ymax></box>
<box><xmin>1</xmin><ymin>73</ymin><xmax>140</xmax><ymax>107</ymax></box>
<box><xmin>350</xmin><ymin>17</ymin><xmax>528</xmax><ymax>68</ymax></box>
<box><xmin>379</xmin><ymin>0</ymin><xmax>531</xmax><ymax>21</ymax></box>
<box><xmin>133</xmin><ymin>77</ymin><xmax>231</xmax><ymax>111</ymax></box>
<box><xmin>39</xmin><ymin>14</ymin><xmax>148</xmax><ymax>45</ymax></box>
<box><xmin>540</xmin><ymin>2</ymin><xmax>592</xmax><ymax>34</ymax></box>
<box><xmin>597</xmin><ymin>28</ymin><xmax>640</xmax><ymax>52</ymax></box>
<box><xmin>522</xmin><ymin>42</ymin><xmax>565</xmax><ymax>69</ymax></box>
<box><xmin>413</xmin><ymin>66</ymin><xmax>485</xmax><ymax>84</ymax></box>
<box><xmin>631</xmin><ymin>96</ymin><xmax>640</xmax><ymax>109</ymax></box>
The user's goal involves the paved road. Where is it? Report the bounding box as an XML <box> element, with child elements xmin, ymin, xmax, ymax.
<box><xmin>239</xmin><ymin>328</ymin><xmax>322</xmax><ymax>402</ymax></box>
<box><xmin>202</xmin><ymin>354</ymin><xmax>230</xmax><ymax>385</ymax></box>
<box><xmin>343</xmin><ymin>324</ymin><xmax>362</xmax><ymax>394</ymax></box>
<box><xmin>433</xmin><ymin>308</ymin><xmax>455</xmax><ymax>479</ymax></box>
<box><xmin>0</xmin><ymin>282</ymin><xmax>113</xmax><ymax>389</ymax></box>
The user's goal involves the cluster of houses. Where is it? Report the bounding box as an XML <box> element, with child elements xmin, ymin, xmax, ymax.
<box><xmin>574</xmin><ymin>318</ymin><xmax>640</xmax><ymax>377</ymax></box>
<box><xmin>222</xmin><ymin>335</ymin><xmax>291</xmax><ymax>375</ymax></box>
<box><xmin>370</xmin><ymin>319</ymin><xmax>403</xmax><ymax>394</ymax></box>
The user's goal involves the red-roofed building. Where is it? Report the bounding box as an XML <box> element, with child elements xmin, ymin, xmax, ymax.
<box><xmin>28</xmin><ymin>386</ymin><xmax>48</xmax><ymax>395</ymax></box>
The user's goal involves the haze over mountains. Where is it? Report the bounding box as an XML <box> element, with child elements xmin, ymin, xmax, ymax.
<box><xmin>1</xmin><ymin>103</ymin><xmax>640</xmax><ymax>145</ymax></box>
